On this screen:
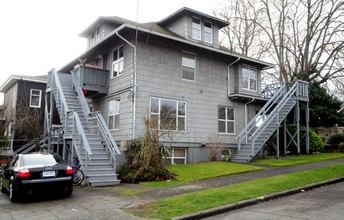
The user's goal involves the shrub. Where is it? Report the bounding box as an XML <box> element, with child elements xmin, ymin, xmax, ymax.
<box><xmin>327</xmin><ymin>134</ymin><xmax>344</xmax><ymax>147</ymax></box>
<box><xmin>118</xmin><ymin>118</ymin><xmax>176</xmax><ymax>183</ymax></box>
<box><xmin>309</xmin><ymin>128</ymin><xmax>324</xmax><ymax>152</ymax></box>
<box><xmin>206</xmin><ymin>134</ymin><xmax>224</xmax><ymax>161</ymax></box>
<box><xmin>278</xmin><ymin>126</ymin><xmax>323</xmax><ymax>154</ymax></box>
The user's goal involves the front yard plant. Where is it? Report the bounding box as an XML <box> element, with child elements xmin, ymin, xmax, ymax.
<box><xmin>118</xmin><ymin>118</ymin><xmax>175</xmax><ymax>183</ymax></box>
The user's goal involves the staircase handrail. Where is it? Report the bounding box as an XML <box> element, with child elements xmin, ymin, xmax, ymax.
<box><xmin>250</xmin><ymin>80</ymin><xmax>308</xmax><ymax>154</ymax></box>
<box><xmin>92</xmin><ymin>112</ymin><xmax>121</xmax><ymax>155</ymax></box>
<box><xmin>71</xmin><ymin>71</ymin><xmax>91</xmax><ymax>119</ymax></box>
<box><xmin>67</xmin><ymin>110</ymin><xmax>93</xmax><ymax>161</ymax></box>
<box><xmin>50</xmin><ymin>70</ymin><xmax>92</xmax><ymax>160</ymax></box>
<box><xmin>71</xmin><ymin>71</ymin><xmax>121</xmax><ymax>157</ymax></box>
<box><xmin>13</xmin><ymin>134</ymin><xmax>45</xmax><ymax>156</ymax></box>
<box><xmin>236</xmin><ymin>83</ymin><xmax>286</xmax><ymax>146</ymax></box>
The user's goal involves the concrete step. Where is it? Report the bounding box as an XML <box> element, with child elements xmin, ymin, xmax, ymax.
<box><xmin>89</xmin><ymin>179</ymin><xmax>121</xmax><ymax>187</ymax></box>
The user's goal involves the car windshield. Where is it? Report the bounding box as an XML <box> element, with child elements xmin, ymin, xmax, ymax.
<box><xmin>21</xmin><ymin>154</ymin><xmax>63</xmax><ymax>166</ymax></box>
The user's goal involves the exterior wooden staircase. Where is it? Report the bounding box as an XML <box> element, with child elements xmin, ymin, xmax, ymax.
<box><xmin>232</xmin><ymin>80</ymin><xmax>309</xmax><ymax>163</ymax></box>
<box><xmin>47</xmin><ymin>70</ymin><xmax>121</xmax><ymax>186</ymax></box>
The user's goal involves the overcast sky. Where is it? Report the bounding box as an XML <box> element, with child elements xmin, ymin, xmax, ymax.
<box><xmin>0</xmin><ymin>0</ymin><xmax>220</xmax><ymax>101</ymax></box>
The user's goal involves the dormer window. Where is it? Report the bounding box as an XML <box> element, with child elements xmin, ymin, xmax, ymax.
<box><xmin>192</xmin><ymin>18</ymin><xmax>201</xmax><ymax>40</ymax></box>
<box><xmin>192</xmin><ymin>18</ymin><xmax>213</xmax><ymax>44</ymax></box>
<box><xmin>204</xmin><ymin>21</ymin><xmax>213</xmax><ymax>44</ymax></box>
<box><xmin>90</xmin><ymin>26</ymin><xmax>102</xmax><ymax>47</ymax></box>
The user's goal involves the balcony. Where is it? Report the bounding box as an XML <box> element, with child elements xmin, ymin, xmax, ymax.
<box><xmin>72</xmin><ymin>66</ymin><xmax>109</xmax><ymax>97</ymax></box>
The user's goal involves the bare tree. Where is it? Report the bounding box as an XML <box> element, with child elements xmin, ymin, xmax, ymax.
<box><xmin>206</xmin><ymin>133</ymin><xmax>225</xmax><ymax>161</ymax></box>
<box><xmin>215</xmin><ymin>0</ymin><xmax>344</xmax><ymax>88</ymax></box>
<box><xmin>14</xmin><ymin>99</ymin><xmax>43</xmax><ymax>151</ymax></box>
<box><xmin>213</xmin><ymin>0</ymin><xmax>270</xmax><ymax>59</ymax></box>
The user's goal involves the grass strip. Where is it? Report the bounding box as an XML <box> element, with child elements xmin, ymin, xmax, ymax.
<box><xmin>131</xmin><ymin>164</ymin><xmax>344</xmax><ymax>219</ymax></box>
<box><xmin>139</xmin><ymin>161</ymin><xmax>263</xmax><ymax>188</ymax></box>
<box><xmin>253</xmin><ymin>153</ymin><xmax>344</xmax><ymax>167</ymax></box>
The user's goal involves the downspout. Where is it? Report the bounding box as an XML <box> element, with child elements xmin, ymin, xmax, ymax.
<box><xmin>227</xmin><ymin>57</ymin><xmax>240</xmax><ymax>97</ymax></box>
<box><xmin>115</xmin><ymin>32</ymin><xmax>137</xmax><ymax>139</ymax></box>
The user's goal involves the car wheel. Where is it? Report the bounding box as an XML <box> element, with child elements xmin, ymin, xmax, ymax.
<box><xmin>64</xmin><ymin>186</ymin><xmax>73</xmax><ymax>197</ymax></box>
<box><xmin>9</xmin><ymin>181</ymin><xmax>20</xmax><ymax>202</ymax></box>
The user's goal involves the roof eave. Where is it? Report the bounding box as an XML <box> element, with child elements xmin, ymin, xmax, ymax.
<box><xmin>0</xmin><ymin>75</ymin><xmax>47</xmax><ymax>93</ymax></box>
<box><xmin>60</xmin><ymin>23</ymin><xmax>272</xmax><ymax>72</ymax></box>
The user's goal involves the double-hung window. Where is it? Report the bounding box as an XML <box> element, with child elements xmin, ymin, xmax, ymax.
<box><xmin>242</xmin><ymin>65</ymin><xmax>257</xmax><ymax>91</ymax></box>
<box><xmin>150</xmin><ymin>97</ymin><xmax>186</xmax><ymax>131</ymax></box>
<box><xmin>218</xmin><ymin>107</ymin><xmax>235</xmax><ymax>134</ymax></box>
<box><xmin>112</xmin><ymin>46</ymin><xmax>124</xmax><ymax>78</ymax></box>
<box><xmin>30</xmin><ymin>89</ymin><xmax>42</xmax><ymax>108</ymax></box>
<box><xmin>204</xmin><ymin>21</ymin><xmax>213</xmax><ymax>44</ymax></box>
<box><xmin>108</xmin><ymin>100</ymin><xmax>120</xmax><ymax>130</ymax></box>
<box><xmin>182</xmin><ymin>52</ymin><xmax>196</xmax><ymax>81</ymax></box>
<box><xmin>192</xmin><ymin>17</ymin><xmax>201</xmax><ymax>40</ymax></box>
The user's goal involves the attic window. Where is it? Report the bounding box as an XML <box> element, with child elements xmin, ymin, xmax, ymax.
<box><xmin>192</xmin><ymin>18</ymin><xmax>201</xmax><ymax>40</ymax></box>
<box><xmin>204</xmin><ymin>21</ymin><xmax>213</xmax><ymax>44</ymax></box>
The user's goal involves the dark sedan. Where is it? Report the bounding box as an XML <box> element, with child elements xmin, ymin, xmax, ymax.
<box><xmin>0</xmin><ymin>153</ymin><xmax>73</xmax><ymax>202</ymax></box>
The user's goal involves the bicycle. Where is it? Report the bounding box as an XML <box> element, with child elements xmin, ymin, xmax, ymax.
<box><xmin>72</xmin><ymin>157</ymin><xmax>84</xmax><ymax>186</ymax></box>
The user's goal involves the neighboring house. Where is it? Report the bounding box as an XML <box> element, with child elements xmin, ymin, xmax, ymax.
<box><xmin>0</xmin><ymin>75</ymin><xmax>47</xmax><ymax>154</ymax></box>
<box><xmin>45</xmin><ymin>7</ymin><xmax>308</xmax><ymax>186</ymax></box>
<box><xmin>315</xmin><ymin>126</ymin><xmax>344</xmax><ymax>144</ymax></box>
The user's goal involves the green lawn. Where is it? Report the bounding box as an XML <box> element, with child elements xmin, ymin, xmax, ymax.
<box><xmin>253</xmin><ymin>153</ymin><xmax>344</xmax><ymax>167</ymax></box>
<box><xmin>139</xmin><ymin>161</ymin><xmax>263</xmax><ymax>188</ymax></box>
<box><xmin>131</xmin><ymin>164</ymin><xmax>344</xmax><ymax>219</ymax></box>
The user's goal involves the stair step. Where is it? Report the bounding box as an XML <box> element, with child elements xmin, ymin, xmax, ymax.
<box><xmin>87</xmin><ymin>174</ymin><xmax>119</xmax><ymax>182</ymax></box>
<box><xmin>89</xmin><ymin>180</ymin><xmax>121</xmax><ymax>187</ymax></box>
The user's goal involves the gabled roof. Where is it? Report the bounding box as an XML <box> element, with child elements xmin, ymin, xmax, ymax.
<box><xmin>60</xmin><ymin>8</ymin><xmax>271</xmax><ymax>72</ymax></box>
<box><xmin>158</xmin><ymin>7</ymin><xmax>229</xmax><ymax>29</ymax></box>
<box><xmin>0</xmin><ymin>75</ymin><xmax>47</xmax><ymax>93</ymax></box>
<box><xmin>79</xmin><ymin>16</ymin><xmax>138</xmax><ymax>37</ymax></box>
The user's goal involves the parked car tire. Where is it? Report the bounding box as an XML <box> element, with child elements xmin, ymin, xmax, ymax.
<box><xmin>9</xmin><ymin>181</ymin><xmax>20</xmax><ymax>202</ymax></box>
<box><xmin>64</xmin><ymin>187</ymin><xmax>73</xmax><ymax>197</ymax></box>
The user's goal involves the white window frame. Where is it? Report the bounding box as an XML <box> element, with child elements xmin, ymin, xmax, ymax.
<box><xmin>29</xmin><ymin>89</ymin><xmax>42</xmax><ymax>108</ymax></box>
<box><xmin>192</xmin><ymin>17</ymin><xmax>201</xmax><ymax>40</ymax></box>
<box><xmin>112</xmin><ymin>45</ymin><xmax>124</xmax><ymax>78</ymax></box>
<box><xmin>242</xmin><ymin>64</ymin><xmax>258</xmax><ymax>91</ymax></box>
<box><xmin>166</xmin><ymin>148</ymin><xmax>187</xmax><ymax>164</ymax></box>
<box><xmin>204</xmin><ymin>21</ymin><xmax>213</xmax><ymax>44</ymax></box>
<box><xmin>182</xmin><ymin>51</ymin><xmax>196</xmax><ymax>81</ymax></box>
<box><xmin>218</xmin><ymin>107</ymin><xmax>235</xmax><ymax>134</ymax></box>
<box><xmin>150</xmin><ymin>97</ymin><xmax>186</xmax><ymax>132</ymax></box>
<box><xmin>108</xmin><ymin>99</ymin><xmax>120</xmax><ymax>130</ymax></box>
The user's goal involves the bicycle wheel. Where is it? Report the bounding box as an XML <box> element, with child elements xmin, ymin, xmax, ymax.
<box><xmin>73</xmin><ymin>170</ymin><xmax>85</xmax><ymax>186</ymax></box>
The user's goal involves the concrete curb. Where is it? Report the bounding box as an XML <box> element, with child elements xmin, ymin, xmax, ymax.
<box><xmin>172</xmin><ymin>177</ymin><xmax>344</xmax><ymax>220</ymax></box>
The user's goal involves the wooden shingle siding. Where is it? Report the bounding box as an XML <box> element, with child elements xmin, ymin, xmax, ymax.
<box><xmin>135</xmin><ymin>35</ymin><xmax>242</xmax><ymax>144</ymax></box>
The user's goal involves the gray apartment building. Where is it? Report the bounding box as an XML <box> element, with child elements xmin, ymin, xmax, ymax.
<box><xmin>46</xmin><ymin>7</ymin><xmax>308</xmax><ymax>186</ymax></box>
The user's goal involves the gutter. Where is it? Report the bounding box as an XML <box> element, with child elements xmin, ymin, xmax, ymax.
<box><xmin>115</xmin><ymin>31</ymin><xmax>137</xmax><ymax>140</ymax></box>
